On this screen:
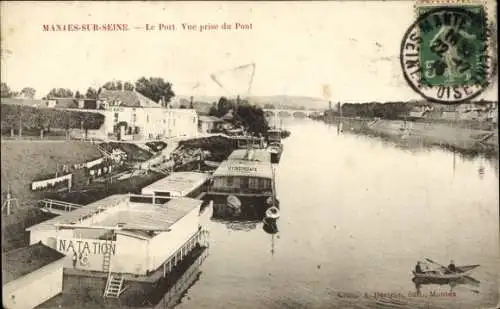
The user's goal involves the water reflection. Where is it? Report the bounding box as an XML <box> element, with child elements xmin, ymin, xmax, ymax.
<box><xmin>151</xmin><ymin>247</ymin><xmax>209</xmax><ymax>309</ymax></box>
<box><xmin>263</xmin><ymin>218</ymin><xmax>279</xmax><ymax>256</ymax></box>
<box><xmin>413</xmin><ymin>276</ymin><xmax>481</xmax><ymax>296</ymax></box>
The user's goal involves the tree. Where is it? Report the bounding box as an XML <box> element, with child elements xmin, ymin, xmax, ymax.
<box><xmin>208</xmin><ymin>103</ymin><xmax>218</xmax><ymax>116</ymax></box>
<box><xmin>85</xmin><ymin>87</ymin><xmax>98</xmax><ymax>99</ymax></box>
<box><xmin>134</xmin><ymin>77</ymin><xmax>175</xmax><ymax>105</ymax></box>
<box><xmin>20</xmin><ymin>87</ymin><xmax>36</xmax><ymax>99</ymax></box>
<box><xmin>215</xmin><ymin>97</ymin><xmax>233</xmax><ymax>118</ymax></box>
<box><xmin>102</xmin><ymin>80</ymin><xmax>134</xmax><ymax>91</ymax></box>
<box><xmin>74</xmin><ymin>91</ymin><xmax>84</xmax><ymax>99</ymax></box>
<box><xmin>1</xmin><ymin>82</ymin><xmax>12</xmax><ymax>98</ymax></box>
<box><xmin>46</xmin><ymin>88</ymin><xmax>74</xmax><ymax>98</ymax></box>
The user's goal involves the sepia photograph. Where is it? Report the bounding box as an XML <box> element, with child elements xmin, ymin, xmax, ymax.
<box><xmin>1</xmin><ymin>1</ymin><xmax>498</xmax><ymax>309</ymax></box>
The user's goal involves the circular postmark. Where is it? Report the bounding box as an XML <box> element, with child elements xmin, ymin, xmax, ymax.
<box><xmin>400</xmin><ymin>6</ymin><xmax>493</xmax><ymax>104</ymax></box>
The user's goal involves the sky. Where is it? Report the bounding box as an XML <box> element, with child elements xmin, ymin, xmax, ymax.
<box><xmin>1</xmin><ymin>1</ymin><xmax>497</xmax><ymax>102</ymax></box>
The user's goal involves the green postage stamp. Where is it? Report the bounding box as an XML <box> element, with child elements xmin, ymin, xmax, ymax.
<box><xmin>400</xmin><ymin>0</ymin><xmax>495</xmax><ymax>103</ymax></box>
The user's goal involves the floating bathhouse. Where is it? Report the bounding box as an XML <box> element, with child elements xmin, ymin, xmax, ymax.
<box><xmin>25</xmin><ymin>194</ymin><xmax>211</xmax><ymax>298</ymax></box>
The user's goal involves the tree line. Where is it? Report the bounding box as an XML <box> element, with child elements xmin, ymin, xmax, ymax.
<box><xmin>1</xmin><ymin>77</ymin><xmax>176</xmax><ymax>107</ymax></box>
<box><xmin>209</xmin><ymin>96</ymin><xmax>269</xmax><ymax>135</ymax></box>
<box><xmin>1</xmin><ymin>104</ymin><xmax>105</xmax><ymax>136</ymax></box>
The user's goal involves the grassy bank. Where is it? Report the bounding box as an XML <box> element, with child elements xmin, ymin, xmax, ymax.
<box><xmin>1</xmin><ymin>135</ymin><xmax>237</xmax><ymax>252</ymax></box>
<box><xmin>1</xmin><ymin>140</ymin><xmax>105</xmax><ymax>252</ymax></box>
<box><xmin>336</xmin><ymin>117</ymin><xmax>498</xmax><ymax>157</ymax></box>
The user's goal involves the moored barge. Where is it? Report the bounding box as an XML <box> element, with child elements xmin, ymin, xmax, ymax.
<box><xmin>205</xmin><ymin>149</ymin><xmax>277</xmax><ymax>219</ymax></box>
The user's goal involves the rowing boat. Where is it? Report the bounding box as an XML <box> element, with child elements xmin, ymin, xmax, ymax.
<box><xmin>412</xmin><ymin>264</ymin><xmax>480</xmax><ymax>280</ymax></box>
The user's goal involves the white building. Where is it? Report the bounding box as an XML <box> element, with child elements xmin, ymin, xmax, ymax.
<box><xmin>25</xmin><ymin>195</ymin><xmax>207</xmax><ymax>275</ymax></box>
<box><xmin>2</xmin><ymin>243</ymin><xmax>66</xmax><ymax>309</ymax></box>
<box><xmin>97</xmin><ymin>89</ymin><xmax>199</xmax><ymax>140</ymax></box>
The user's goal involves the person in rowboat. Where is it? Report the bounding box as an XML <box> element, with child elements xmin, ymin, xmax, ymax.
<box><xmin>447</xmin><ymin>260</ymin><xmax>457</xmax><ymax>273</ymax></box>
<box><xmin>415</xmin><ymin>261</ymin><xmax>424</xmax><ymax>274</ymax></box>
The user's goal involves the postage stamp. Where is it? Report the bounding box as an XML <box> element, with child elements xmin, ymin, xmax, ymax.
<box><xmin>400</xmin><ymin>1</ymin><xmax>494</xmax><ymax>103</ymax></box>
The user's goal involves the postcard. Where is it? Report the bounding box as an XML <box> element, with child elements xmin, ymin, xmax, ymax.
<box><xmin>1</xmin><ymin>1</ymin><xmax>498</xmax><ymax>309</ymax></box>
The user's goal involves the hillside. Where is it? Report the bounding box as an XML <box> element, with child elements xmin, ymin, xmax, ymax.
<box><xmin>1</xmin><ymin>140</ymin><xmax>103</xmax><ymax>251</ymax></box>
<box><xmin>1</xmin><ymin>141</ymin><xmax>102</xmax><ymax>205</ymax></box>
<box><xmin>176</xmin><ymin>95</ymin><xmax>328</xmax><ymax>110</ymax></box>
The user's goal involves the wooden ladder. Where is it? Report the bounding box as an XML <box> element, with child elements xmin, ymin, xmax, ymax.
<box><xmin>104</xmin><ymin>273</ymin><xmax>125</xmax><ymax>298</ymax></box>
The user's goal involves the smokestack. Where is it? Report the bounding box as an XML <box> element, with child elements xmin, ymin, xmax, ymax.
<box><xmin>329</xmin><ymin>101</ymin><xmax>332</xmax><ymax>110</ymax></box>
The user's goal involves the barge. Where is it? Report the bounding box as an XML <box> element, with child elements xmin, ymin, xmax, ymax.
<box><xmin>267</xmin><ymin>129</ymin><xmax>284</xmax><ymax>164</ymax></box>
<box><xmin>25</xmin><ymin>193</ymin><xmax>210</xmax><ymax>300</ymax></box>
<box><xmin>205</xmin><ymin>149</ymin><xmax>277</xmax><ymax>219</ymax></box>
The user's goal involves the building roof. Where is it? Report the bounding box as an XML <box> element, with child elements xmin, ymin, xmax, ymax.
<box><xmin>198</xmin><ymin>115</ymin><xmax>222</xmax><ymax>123</ymax></box>
<box><xmin>51</xmin><ymin>98</ymin><xmax>79</xmax><ymax>109</ymax></box>
<box><xmin>98</xmin><ymin>89</ymin><xmax>162</xmax><ymax>108</ymax></box>
<box><xmin>2</xmin><ymin>243</ymin><xmax>66</xmax><ymax>285</ymax></box>
<box><xmin>26</xmin><ymin>195</ymin><xmax>129</xmax><ymax>231</ymax></box>
<box><xmin>1</xmin><ymin>98</ymin><xmax>45</xmax><ymax>107</ymax></box>
<box><xmin>26</xmin><ymin>194</ymin><xmax>202</xmax><ymax>233</ymax></box>
<box><xmin>141</xmin><ymin>172</ymin><xmax>210</xmax><ymax>196</ymax></box>
<box><xmin>96</xmin><ymin>198</ymin><xmax>202</xmax><ymax>233</ymax></box>
<box><xmin>228</xmin><ymin>149</ymin><xmax>270</xmax><ymax>162</ymax></box>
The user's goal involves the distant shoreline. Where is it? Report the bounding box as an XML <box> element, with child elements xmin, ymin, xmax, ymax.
<box><xmin>322</xmin><ymin>117</ymin><xmax>499</xmax><ymax>157</ymax></box>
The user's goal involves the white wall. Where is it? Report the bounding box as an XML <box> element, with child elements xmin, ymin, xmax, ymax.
<box><xmin>54</xmin><ymin>237</ymin><xmax>117</xmax><ymax>272</ymax></box>
<box><xmin>101</xmin><ymin>107</ymin><xmax>198</xmax><ymax>139</ymax></box>
<box><xmin>2</xmin><ymin>260</ymin><xmax>64</xmax><ymax>309</ymax></box>
<box><xmin>112</xmin><ymin>235</ymin><xmax>149</xmax><ymax>274</ymax></box>
<box><xmin>147</xmin><ymin>208</ymin><xmax>200</xmax><ymax>271</ymax></box>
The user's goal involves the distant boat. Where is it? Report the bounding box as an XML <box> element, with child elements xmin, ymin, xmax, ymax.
<box><xmin>412</xmin><ymin>264</ymin><xmax>479</xmax><ymax>280</ymax></box>
<box><xmin>267</xmin><ymin>142</ymin><xmax>283</xmax><ymax>164</ymax></box>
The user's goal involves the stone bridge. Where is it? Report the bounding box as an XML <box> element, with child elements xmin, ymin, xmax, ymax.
<box><xmin>263</xmin><ymin>109</ymin><xmax>323</xmax><ymax>118</ymax></box>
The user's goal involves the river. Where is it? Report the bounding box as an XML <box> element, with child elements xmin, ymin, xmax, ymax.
<box><xmin>173</xmin><ymin>119</ymin><xmax>499</xmax><ymax>309</ymax></box>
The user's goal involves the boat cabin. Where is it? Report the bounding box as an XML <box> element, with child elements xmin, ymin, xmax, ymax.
<box><xmin>231</xmin><ymin>135</ymin><xmax>265</xmax><ymax>149</ymax></box>
<box><xmin>267</xmin><ymin>129</ymin><xmax>282</xmax><ymax>143</ymax></box>
<box><xmin>208</xmin><ymin>149</ymin><xmax>273</xmax><ymax>196</ymax></box>
<box><xmin>140</xmin><ymin>172</ymin><xmax>211</xmax><ymax>203</ymax></box>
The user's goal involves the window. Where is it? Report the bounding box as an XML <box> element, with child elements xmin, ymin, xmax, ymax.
<box><xmin>132</xmin><ymin>113</ymin><xmax>137</xmax><ymax>123</ymax></box>
<box><xmin>114</xmin><ymin>113</ymin><xmax>119</xmax><ymax>122</ymax></box>
<box><xmin>146</xmin><ymin>114</ymin><xmax>150</xmax><ymax>122</ymax></box>
<box><xmin>249</xmin><ymin>177</ymin><xmax>260</xmax><ymax>189</ymax></box>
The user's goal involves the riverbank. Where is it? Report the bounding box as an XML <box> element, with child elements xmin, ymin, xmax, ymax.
<box><xmin>332</xmin><ymin>117</ymin><xmax>498</xmax><ymax>157</ymax></box>
<box><xmin>1</xmin><ymin>134</ymin><xmax>237</xmax><ymax>252</ymax></box>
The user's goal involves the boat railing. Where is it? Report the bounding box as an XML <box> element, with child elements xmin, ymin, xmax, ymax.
<box><xmin>157</xmin><ymin>228</ymin><xmax>210</xmax><ymax>278</ymax></box>
<box><xmin>207</xmin><ymin>187</ymin><xmax>273</xmax><ymax>195</ymax></box>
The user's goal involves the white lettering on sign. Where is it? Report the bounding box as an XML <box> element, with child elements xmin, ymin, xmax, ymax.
<box><xmin>58</xmin><ymin>239</ymin><xmax>116</xmax><ymax>255</ymax></box>
<box><xmin>229</xmin><ymin>166</ymin><xmax>257</xmax><ymax>173</ymax></box>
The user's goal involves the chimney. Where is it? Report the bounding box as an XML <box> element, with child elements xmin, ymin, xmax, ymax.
<box><xmin>121</xmin><ymin>82</ymin><xmax>124</xmax><ymax>92</ymax></box>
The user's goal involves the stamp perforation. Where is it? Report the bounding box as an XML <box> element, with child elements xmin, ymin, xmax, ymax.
<box><xmin>402</xmin><ymin>2</ymin><xmax>495</xmax><ymax>103</ymax></box>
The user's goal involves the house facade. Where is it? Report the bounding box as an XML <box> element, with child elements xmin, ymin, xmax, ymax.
<box><xmin>96</xmin><ymin>89</ymin><xmax>199</xmax><ymax>140</ymax></box>
<box><xmin>198</xmin><ymin>115</ymin><xmax>223</xmax><ymax>134</ymax></box>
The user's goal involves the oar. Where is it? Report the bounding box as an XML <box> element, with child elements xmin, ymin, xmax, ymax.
<box><xmin>426</xmin><ymin>258</ymin><xmax>480</xmax><ymax>284</ymax></box>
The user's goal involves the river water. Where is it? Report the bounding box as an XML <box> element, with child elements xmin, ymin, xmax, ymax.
<box><xmin>173</xmin><ymin>119</ymin><xmax>499</xmax><ymax>309</ymax></box>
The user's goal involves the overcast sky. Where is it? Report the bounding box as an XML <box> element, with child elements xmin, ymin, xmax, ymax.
<box><xmin>1</xmin><ymin>1</ymin><xmax>497</xmax><ymax>102</ymax></box>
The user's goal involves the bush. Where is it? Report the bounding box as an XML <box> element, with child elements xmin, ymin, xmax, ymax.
<box><xmin>0</xmin><ymin>105</ymin><xmax>105</xmax><ymax>131</ymax></box>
